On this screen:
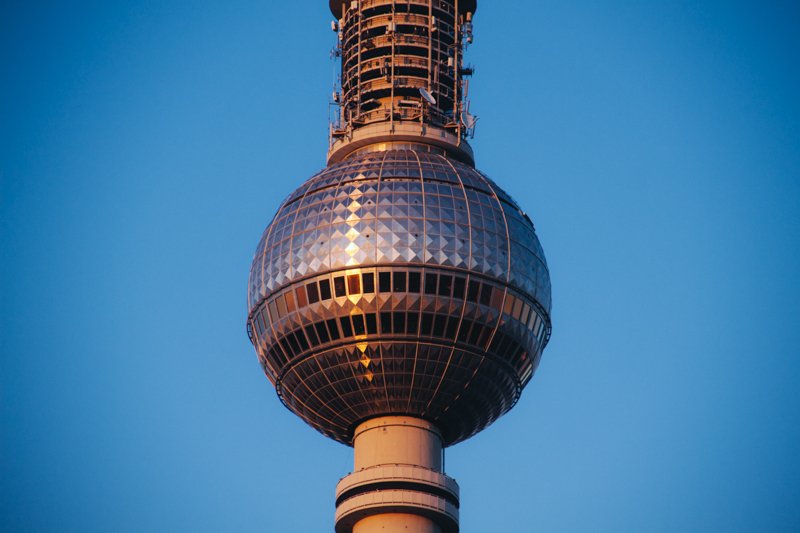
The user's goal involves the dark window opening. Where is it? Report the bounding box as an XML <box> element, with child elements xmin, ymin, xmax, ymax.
<box><xmin>453</xmin><ymin>276</ymin><xmax>466</xmax><ymax>300</ymax></box>
<box><xmin>379</xmin><ymin>272</ymin><xmax>392</xmax><ymax>292</ymax></box>
<box><xmin>406</xmin><ymin>312</ymin><xmax>419</xmax><ymax>334</ymax></box>
<box><xmin>340</xmin><ymin>316</ymin><xmax>353</xmax><ymax>337</ymax></box>
<box><xmin>393</xmin><ymin>271</ymin><xmax>407</xmax><ymax>292</ymax></box>
<box><xmin>479</xmin><ymin>283</ymin><xmax>493</xmax><ymax>306</ymax></box>
<box><xmin>420</xmin><ymin>313</ymin><xmax>434</xmax><ymax>335</ymax></box>
<box><xmin>279</xmin><ymin>338</ymin><xmax>293</xmax><ymax>358</ymax></box>
<box><xmin>319</xmin><ymin>279</ymin><xmax>332</xmax><ymax>300</ymax></box>
<box><xmin>304</xmin><ymin>325</ymin><xmax>319</xmax><ymax>346</ymax></box>
<box><xmin>294</xmin><ymin>330</ymin><xmax>310</xmax><ymax>352</ymax></box>
<box><xmin>425</xmin><ymin>273</ymin><xmax>438</xmax><ymax>295</ymax></box>
<box><xmin>478</xmin><ymin>325</ymin><xmax>493</xmax><ymax>347</ymax></box>
<box><xmin>306</xmin><ymin>282</ymin><xmax>320</xmax><ymax>304</ymax></box>
<box><xmin>433</xmin><ymin>315</ymin><xmax>447</xmax><ymax>337</ymax></box>
<box><xmin>334</xmin><ymin>276</ymin><xmax>347</xmax><ymax>297</ymax></box>
<box><xmin>365</xmin><ymin>313</ymin><xmax>378</xmax><ymax>335</ymax></box>
<box><xmin>326</xmin><ymin>319</ymin><xmax>341</xmax><ymax>340</ymax></box>
<box><xmin>438</xmin><ymin>275</ymin><xmax>453</xmax><ymax>297</ymax></box>
<box><xmin>314</xmin><ymin>322</ymin><xmax>330</xmax><ymax>344</ymax></box>
<box><xmin>393</xmin><ymin>312</ymin><xmax>406</xmax><ymax>333</ymax></box>
<box><xmin>362</xmin><ymin>272</ymin><xmax>375</xmax><ymax>293</ymax></box>
<box><xmin>408</xmin><ymin>272</ymin><xmax>421</xmax><ymax>293</ymax></box>
<box><xmin>445</xmin><ymin>316</ymin><xmax>458</xmax><ymax>338</ymax></box>
<box><xmin>458</xmin><ymin>319</ymin><xmax>473</xmax><ymax>342</ymax></box>
<box><xmin>467</xmin><ymin>280</ymin><xmax>480</xmax><ymax>302</ymax></box>
<box><xmin>381</xmin><ymin>312</ymin><xmax>393</xmax><ymax>333</ymax></box>
<box><xmin>490</xmin><ymin>330</ymin><xmax>505</xmax><ymax>352</ymax></box>
<box><xmin>352</xmin><ymin>314</ymin><xmax>366</xmax><ymax>336</ymax></box>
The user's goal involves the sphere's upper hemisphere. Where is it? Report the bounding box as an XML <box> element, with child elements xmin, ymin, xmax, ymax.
<box><xmin>247</xmin><ymin>149</ymin><xmax>551</xmax><ymax>446</ymax></box>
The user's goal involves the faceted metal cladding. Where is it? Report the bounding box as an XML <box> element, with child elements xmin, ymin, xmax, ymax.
<box><xmin>247</xmin><ymin>147</ymin><xmax>551</xmax><ymax>446</ymax></box>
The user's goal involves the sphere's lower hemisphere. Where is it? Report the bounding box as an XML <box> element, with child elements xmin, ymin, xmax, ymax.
<box><xmin>247</xmin><ymin>150</ymin><xmax>551</xmax><ymax>446</ymax></box>
<box><xmin>279</xmin><ymin>341</ymin><xmax>517</xmax><ymax>445</ymax></box>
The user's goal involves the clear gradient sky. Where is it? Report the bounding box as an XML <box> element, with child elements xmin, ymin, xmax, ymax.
<box><xmin>2</xmin><ymin>1</ymin><xmax>799</xmax><ymax>531</ymax></box>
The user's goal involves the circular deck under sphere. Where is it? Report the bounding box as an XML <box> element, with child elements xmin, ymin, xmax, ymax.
<box><xmin>247</xmin><ymin>149</ymin><xmax>551</xmax><ymax>446</ymax></box>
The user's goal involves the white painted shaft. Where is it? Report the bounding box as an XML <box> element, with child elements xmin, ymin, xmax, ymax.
<box><xmin>349</xmin><ymin>417</ymin><xmax>444</xmax><ymax>533</ymax></box>
<box><xmin>353</xmin><ymin>416</ymin><xmax>443</xmax><ymax>471</ymax></box>
<box><xmin>353</xmin><ymin>514</ymin><xmax>442</xmax><ymax>533</ymax></box>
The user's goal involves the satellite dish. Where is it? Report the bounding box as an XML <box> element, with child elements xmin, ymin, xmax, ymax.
<box><xmin>419</xmin><ymin>88</ymin><xmax>437</xmax><ymax>105</ymax></box>
<box><xmin>461</xmin><ymin>111</ymin><xmax>478</xmax><ymax>129</ymax></box>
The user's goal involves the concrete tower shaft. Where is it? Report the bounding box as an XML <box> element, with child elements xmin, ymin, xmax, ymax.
<box><xmin>328</xmin><ymin>0</ymin><xmax>478</xmax><ymax>165</ymax></box>
<box><xmin>334</xmin><ymin>416</ymin><xmax>459</xmax><ymax>533</ymax></box>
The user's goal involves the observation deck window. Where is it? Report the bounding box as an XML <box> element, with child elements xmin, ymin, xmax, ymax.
<box><xmin>306</xmin><ymin>282</ymin><xmax>320</xmax><ymax>304</ymax></box>
<box><xmin>327</xmin><ymin>319</ymin><xmax>341</xmax><ymax>340</ymax></box>
<box><xmin>379</xmin><ymin>272</ymin><xmax>392</xmax><ymax>292</ymax></box>
<box><xmin>319</xmin><ymin>278</ymin><xmax>333</xmax><ymax>300</ymax></box>
<box><xmin>347</xmin><ymin>274</ymin><xmax>361</xmax><ymax>295</ymax></box>
<box><xmin>408</xmin><ymin>271</ymin><xmax>421</xmax><ymax>292</ymax></box>
<box><xmin>392</xmin><ymin>271</ymin><xmax>407</xmax><ymax>292</ymax></box>
<box><xmin>425</xmin><ymin>273</ymin><xmax>438</xmax><ymax>295</ymax></box>
<box><xmin>334</xmin><ymin>276</ymin><xmax>347</xmax><ymax>297</ymax></box>
<box><xmin>362</xmin><ymin>272</ymin><xmax>375</xmax><ymax>293</ymax></box>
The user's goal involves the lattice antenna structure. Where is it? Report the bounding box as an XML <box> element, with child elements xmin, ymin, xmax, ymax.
<box><xmin>246</xmin><ymin>2</ymin><xmax>552</xmax><ymax>532</ymax></box>
<box><xmin>327</xmin><ymin>0</ymin><xmax>478</xmax><ymax>165</ymax></box>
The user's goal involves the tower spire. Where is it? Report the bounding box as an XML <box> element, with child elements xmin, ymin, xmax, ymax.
<box><xmin>328</xmin><ymin>0</ymin><xmax>478</xmax><ymax>165</ymax></box>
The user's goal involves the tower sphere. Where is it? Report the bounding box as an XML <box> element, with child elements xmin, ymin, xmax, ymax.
<box><xmin>247</xmin><ymin>147</ymin><xmax>551</xmax><ymax>446</ymax></box>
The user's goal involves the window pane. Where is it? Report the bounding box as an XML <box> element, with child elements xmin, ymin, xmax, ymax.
<box><xmin>326</xmin><ymin>318</ymin><xmax>341</xmax><ymax>340</ymax></box>
<box><xmin>362</xmin><ymin>272</ymin><xmax>375</xmax><ymax>293</ymax></box>
<box><xmin>393</xmin><ymin>312</ymin><xmax>406</xmax><ymax>333</ymax></box>
<box><xmin>294</xmin><ymin>329</ymin><xmax>309</xmax><ymax>352</ymax></box>
<box><xmin>295</xmin><ymin>286</ymin><xmax>308</xmax><ymax>308</ymax></box>
<box><xmin>512</xmin><ymin>298</ymin><xmax>524</xmax><ymax>320</ymax></box>
<box><xmin>520</xmin><ymin>304</ymin><xmax>531</xmax><ymax>325</ymax></box>
<box><xmin>408</xmin><ymin>272</ymin><xmax>421</xmax><ymax>293</ymax></box>
<box><xmin>445</xmin><ymin>316</ymin><xmax>458</xmax><ymax>338</ymax></box>
<box><xmin>352</xmin><ymin>314</ymin><xmax>365</xmax><ymax>335</ymax></box>
<box><xmin>393</xmin><ymin>271</ymin><xmax>407</xmax><ymax>292</ymax></box>
<box><xmin>347</xmin><ymin>274</ymin><xmax>361</xmax><ymax>295</ymax></box>
<box><xmin>504</xmin><ymin>294</ymin><xmax>515</xmax><ymax>315</ymax></box>
<box><xmin>365</xmin><ymin>313</ymin><xmax>377</xmax><ymax>334</ymax></box>
<box><xmin>339</xmin><ymin>316</ymin><xmax>353</xmax><ymax>337</ymax></box>
<box><xmin>425</xmin><ymin>273</ymin><xmax>438</xmax><ymax>295</ymax></box>
<box><xmin>314</xmin><ymin>321</ymin><xmax>330</xmax><ymax>344</ymax></box>
<box><xmin>319</xmin><ymin>278</ymin><xmax>332</xmax><ymax>300</ymax></box>
<box><xmin>467</xmin><ymin>280</ymin><xmax>480</xmax><ymax>302</ymax></box>
<box><xmin>420</xmin><ymin>313</ymin><xmax>434</xmax><ymax>335</ymax></box>
<box><xmin>284</xmin><ymin>291</ymin><xmax>296</xmax><ymax>313</ymax></box>
<box><xmin>453</xmin><ymin>276</ymin><xmax>466</xmax><ymax>299</ymax></box>
<box><xmin>480</xmin><ymin>283</ymin><xmax>493</xmax><ymax>306</ymax></box>
<box><xmin>379</xmin><ymin>272</ymin><xmax>392</xmax><ymax>292</ymax></box>
<box><xmin>406</xmin><ymin>312</ymin><xmax>419</xmax><ymax>334</ymax></box>
<box><xmin>334</xmin><ymin>276</ymin><xmax>347</xmax><ymax>297</ymax></box>
<box><xmin>438</xmin><ymin>275</ymin><xmax>452</xmax><ymax>297</ymax></box>
<box><xmin>306</xmin><ymin>282</ymin><xmax>320</xmax><ymax>304</ymax></box>
<box><xmin>433</xmin><ymin>315</ymin><xmax>447</xmax><ymax>336</ymax></box>
<box><xmin>304</xmin><ymin>325</ymin><xmax>319</xmax><ymax>346</ymax></box>
<box><xmin>276</xmin><ymin>295</ymin><xmax>288</xmax><ymax>317</ymax></box>
<box><xmin>381</xmin><ymin>312</ymin><xmax>393</xmax><ymax>333</ymax></box>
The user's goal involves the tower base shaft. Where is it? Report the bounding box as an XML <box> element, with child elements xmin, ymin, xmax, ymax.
<box><xmin>334</xmin><ymin>416</ymin><xmax>459</xmax><ymax>533</ymax></box>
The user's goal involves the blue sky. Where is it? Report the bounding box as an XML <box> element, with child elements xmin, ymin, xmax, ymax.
<box><xmin>2</xmin><ymin>1</ymin><xmax>799</xmax><ymax>531</ymax></box>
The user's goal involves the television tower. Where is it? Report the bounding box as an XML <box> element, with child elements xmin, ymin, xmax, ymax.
<box><xmin>246</xmin><ymin>1</ymin><xmax>552</xmax><ymax>531</ymax></box>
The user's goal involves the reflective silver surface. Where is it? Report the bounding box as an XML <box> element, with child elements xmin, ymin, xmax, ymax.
<box><xmin>247</xmin><ymin>149</ymin><xmax>551</xmax><ymax>445</ymax></box>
